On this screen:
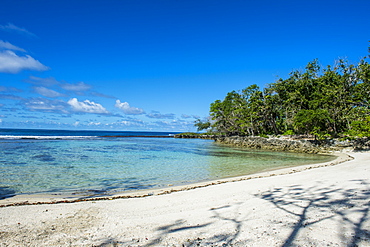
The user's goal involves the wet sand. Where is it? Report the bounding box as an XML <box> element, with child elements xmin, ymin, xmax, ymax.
<box><xmin>0</xmin><ymin>151</ymin><xmax>369</xmax><ymax>246</ymax></box>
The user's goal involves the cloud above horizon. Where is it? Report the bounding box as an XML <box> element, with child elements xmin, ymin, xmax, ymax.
<box><xmin>0</xmin><ymin>50</ymin><xmax>49</xmax><ymax>73</ymax></box>
<box><xmin>68</xmin><ymin>98</ymin><xmax>109</xmax><ymax>114</ymax></box>
<box><xmin>90</xmin><ymin>91</ymin><xmax>116</xmax><ymax>99</ymax></box>
<box><xmin>24</xmin><ymin>98</ymin><xmax>69</xmax><ymax>113</ymax></box>
<box><xmin>33</xmin><ymin>86</ymin><xmax>65</xmax><ymax>98</ymax></box>
<box><xmin>146</xmin><ymin>111</ymin><xmax>175</xmax><ymax>119</ymax></box>
<box><xmin>0</xmin><ymin>86</ymin><xmax>22</xmax><ymax>93</ymax></box>
<box><xmin>60</xmin><ymin>82</ymin><xmax>91</xmax><ymax>92</ymax></box>
<box><xmin>115</xmin><ymin>100</ymin><xmax>145</xmax><ymax>115</ymax></box>
<box><xmin>0</xmin><ymin>93</ymin><xmax>24</xmax><ymax>101</ymax></box>
<box><xmin>27</xmin><ymin>76</ymin><xmax>93</xmax><ymax>93</ymax></box>
<box><xmin>26</xmin><ymin>76</ymin><xmax>60</xmax><ymax>87</ymax></box>
<box><xmin>181</xmin><ymin>114</ymin><xmax>200</xmax><ymax>119</ymax></box>
<box><xmin>0</xmin><ymin>40</ymin><xmax>26</xmax><ymax>52</ymax></box>
<box><xmin>0</xmin><ymin>23</ymin><xmax>37</xmax><ymax>37</ymax></box>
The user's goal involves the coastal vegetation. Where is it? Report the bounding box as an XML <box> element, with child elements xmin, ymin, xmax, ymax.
<box><xmin>195</xmin><ymin>49</ymin><xmax>370</xmax><ymax>140</ymax></box>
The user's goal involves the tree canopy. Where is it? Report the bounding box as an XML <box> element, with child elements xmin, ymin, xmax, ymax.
<box><xmin>198</xmin><ymin>50</ymin><xmax>370</xmax><ymax>139</ymax></box>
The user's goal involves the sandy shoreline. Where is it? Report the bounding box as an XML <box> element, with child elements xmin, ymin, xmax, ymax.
<box><xmin>0</xmin><ymin>153</ymin><xmax>345</xmax><ymax>207</ymax></box>
<box><xmin>0</xmin><ymin>151</ymin><xmax>369</xmax><ymax>246</ymax></box>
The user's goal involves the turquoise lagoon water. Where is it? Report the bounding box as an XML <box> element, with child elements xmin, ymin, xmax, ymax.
<box><xmin>0</xmin><ymin>129</ymin><xmax>334</xmax><ymax>198</ymax></box>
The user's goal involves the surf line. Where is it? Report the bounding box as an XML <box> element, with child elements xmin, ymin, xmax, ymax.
<box><xmin>101</xmin><ymin>135</ymin><xmax>174</xmax><ymax>138</ymax></box>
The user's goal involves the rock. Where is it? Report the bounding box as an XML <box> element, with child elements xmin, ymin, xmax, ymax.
<box><xmin>175</xmin><ymin>134</ymin><xmax>370</xmax><ymax>153</ymax></box>
<box><xmin>214</xmin><ymin>136</ymin><xmax>325</xmax><ymax>153</ymax></box>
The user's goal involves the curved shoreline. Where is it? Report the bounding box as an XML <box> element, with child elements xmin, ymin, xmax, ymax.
<box><xmin>1</xmin><ymin>151</ymin><xmax>368</xmax><ymax>246</ymax></box>
<box><xmin>0</xmin><ymin>152</ymin><xmax>351</xmax><ymax>207</ymax></box>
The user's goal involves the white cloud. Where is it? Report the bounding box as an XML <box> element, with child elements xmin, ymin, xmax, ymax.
<box><xmin>148</xmin><ymin>119</ymin><xmax>196</xmax><ymax>130</ymax></box>
<box><xmin>68</xmin><ymin>98</ymin><xmax>109</xmax><ymax>114</ymax></box>
<box><xmin>181</xmin><ymin>114</ymin><xmax>200</xmax><ymax>119</ymax></box>
<box><xmin>60</xmin><ymin>82</ymin><xmax>91</xmax><ymax>92</ymax></box>
<box><xmin>0</xmin><ymin>93</ymin><xmax>24</xmax><ymax>100</ymax></box>
<box><xmin>108</xmin><ymin>119</ymin><xmax>145</xmax><ymax>128</ymax></box>
<box><xmin>146</xmin><ymin>111</ymin><xmax>175</xmax><ymax>119</ymax></box>
<box><xmin>27</xmin><ymin>77</ymin><xmax>107</xmax><ymax>97</ymax></box>
<box><xmin>181</xmin><ymin>114</ymin><xmax>192</xmax><ymax>119</ymax></box>
<box><xmin>87</xmin><ymin>121</ymin><xmax>102</xmax><ymax>126</ymax></box>
<box><xmin>27</xmin><ymin>76</ymin><xmax>60</xmax><ymax>86</ymax></box>
<box><xmin>25</xmin><ymin>98</ymin><xmax>69</xmax><ymax>113</ymax></box>
<box><xmin>115</xmin><ymin>100</ymin><xmax>145</xmax><ymax>115</ymax></box>
<box><xmin>0</xmin><ymin>86</ymin><xmax>22</xmax><ymax>92</ymax></box>
<box><xmin>0</xmin><ymin>40</ymin><xmax>26</xmax><ymax>52</ymax></box>
<box><xmin>33</xmin><ymin>86</ymin><xmax>65</xmax><ymax>98</ymax></box>
<box><xmin>0</xmin><ymin>23</ymin><xmax>36</xmax><ymax>37</ymax></box>
<box><xmin>90</xmin><ymin>91</ymin><xmax>116</xmax><ymax>99</ymax></box>
<box><xmin>0</xmin><ymin>50</ymin><xmax>49</xmax><ymax>73</ymax></box>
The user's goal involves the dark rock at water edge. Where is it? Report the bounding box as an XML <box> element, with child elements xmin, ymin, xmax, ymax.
<box><xmin>214</xmin><ymin>136</ymin><xmax>370</xmax><ymax>153</ymax></box>
<box><xmin>214</xmin><ymin>136</ymin><xmax>321</xmax><ymax>153</ymax></box>
<box><xmin>174</xmin><ymin>133</ymin><xmax>217</xmax><ymax>139</ymax></box>
<box><xmin>175</xmin><ymin>133</ymin><xmax>370</xmax><ymax>153</ymax></box>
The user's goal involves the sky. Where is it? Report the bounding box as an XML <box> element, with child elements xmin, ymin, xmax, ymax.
<box><xmin>0</xmin><ymin>0</ymin><xmax>369</xmax><ymax>132</ymax></box>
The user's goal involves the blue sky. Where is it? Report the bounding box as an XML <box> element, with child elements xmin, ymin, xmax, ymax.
<box><xmin>0</xmin><ymin>0</ymin><xmax>369</xmax><ymax>131</ymax></box>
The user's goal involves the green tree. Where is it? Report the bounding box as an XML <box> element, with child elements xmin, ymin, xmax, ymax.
<box><xmin>202</xmin><ymin>47</ymin><xmax>370</xmax><ymax>138</ymax></box>
<box><xmin>194</xmin><ymin>119</ymin><xmax>211</xmax><ymax>132</ymax></box>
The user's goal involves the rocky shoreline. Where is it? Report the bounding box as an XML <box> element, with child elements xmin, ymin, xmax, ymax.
<box><xmin>174</xmin><ymin>134</ymin><xmax>370</xmax><ymax>153</ymax></box>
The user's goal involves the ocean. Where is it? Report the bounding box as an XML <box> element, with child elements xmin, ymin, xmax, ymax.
<box><xmin>0</xmin><ymin>128</ymin><xmax>334</xmax><ymax>199</ymax></box>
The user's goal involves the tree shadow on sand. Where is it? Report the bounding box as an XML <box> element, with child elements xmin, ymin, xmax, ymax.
<box><xmin>95</xmin><ymin>179</ymin><xmax>370</xmax><ymax>246</ymax></box>
<box><xmin>256</xmin><ymin>179</ymin><xmax>370</xmax><ymax>247</ymax></box>
<box><xmin>96</xmin><ymin>203</ymin><xmax>249</xmax><ymax>247</ymax></box>
<box><xmin>132</xmin><ymin>203</ymin><xmax>249</xmax><ymax>247</ymax></box>
<box><xmin>147</xmin><ymin>180</ymin><xmax>369</xmax><ymax>246</ymax></box>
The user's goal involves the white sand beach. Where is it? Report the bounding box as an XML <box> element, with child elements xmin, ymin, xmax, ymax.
<box><xmin>0</xmin><ymin>151</ymin><xmax>369</xmax><ymax>246</ymax></box>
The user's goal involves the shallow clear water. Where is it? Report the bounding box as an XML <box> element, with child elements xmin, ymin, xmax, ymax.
<box><xmin>0</xmin><ymin>129</ymin><xmax>334</xmax><ymax>198</ymax></box>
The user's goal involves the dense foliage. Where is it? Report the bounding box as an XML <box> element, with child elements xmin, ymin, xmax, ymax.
<box><xmin>197</xmin><ymin>51</ymin><xmax>370</xmax><ymax>138</ymax></box>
